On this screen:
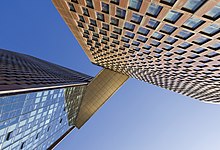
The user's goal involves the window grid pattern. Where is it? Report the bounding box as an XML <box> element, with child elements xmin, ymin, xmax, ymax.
<box><xmin>0</xmin><ymin>49</ymin><xmax>92</xmax><ymax>94</ymax></box>
<box><xmin>54</xmin><ymin>0</ymin><xmax>220</xmax><ymax>103</ymax></box>
<box><xmin>0</xmin><ymin>87</ymin><xmax>85</xmax><ymax>150</ymax></box>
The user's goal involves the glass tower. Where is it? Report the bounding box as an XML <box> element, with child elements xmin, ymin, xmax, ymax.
<box><xmin>0</xmin><ymin>83</ymin><xmax>87</xmax><ymax>150</ymax></box>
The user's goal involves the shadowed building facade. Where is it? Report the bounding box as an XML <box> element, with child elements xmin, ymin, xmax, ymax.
<box><xmin>52</xmin><ymin>0</ymin><xmax>220</xmax><ymax>103</ymax></box>
<box><xmin>0</xmin><ymin>49</ymin><xmax>128</xmax><ymax>149</ymax></box>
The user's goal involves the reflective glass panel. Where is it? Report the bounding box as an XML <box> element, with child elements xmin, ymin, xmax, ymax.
<box><xmin>116</xmin><ymin>8</ymin><xmax>126</xmax><ymax>19</ymax></box>
<box><xmin>102</xmin><ymin>2</ymin><xmax>109</xmax><ymax>13</ymax></box>
<box><xmin>151</xmin><ymin>32</ymin><xmax>164</xmax><ymax>40</ymax></box>
<box><xmin>131</xmin><ymin>13</ymin><xmax>143</xmax><ymax>24</ymax></box>
<box><xmin>147</xmin><ymin>19</ymin><xmax>160</xmax><ymax>29</ymax></box>
<box><xmin>164</xmin><ymin>10</ymin><xmax>182</xmax><ymax>23</ymax></box>
<box><xmin>96</xmin><ymin>12</ymin><xmax>104</xmax><ymax>21</ymax></box>
<box><xmin>138</xmin><ymin>27</ymin><xmax>150</xmax><ymax>35</ymax></box>
<box><xmin>86</xmin><ymin>0</ymin><xmax>93</xmax><ymax>8</ymax></box>
<box><xmin>160</xmin><ymin>24</ymin><xmax>177</xmax><ymax>34</ymax></box>
<box><xmin>182</xmin><ymin>0</ymin><xmax>206</xmax><ymax>13</ymax></box>
<box><xmin>204</xmin><ymin>3</ymin><xmax>220</xmax><ymax>20</ymax></box>
<box><xmin>125</xmin><ymin>31</ymin><xmax>135</xmax><ymax>38</ymax></box>
<box><xmin>146</xmin><ymin>3</ymin><xmax>163</xmax><ymax>17</ymax></box>
<box><xmin>183</xmin><ymin>17</ymin><xmax>204</xmax><ymax>30</ymax></box>
<box><xmin>176</xmin><ymin>30</ymin><xmax>193</xmax><ymax>39</ymax></box>
<box><xmin>129</xmin><ymin>0</ymin><xmax>143</xmax><ymax>11</ymax></box>
<box><xmin>202</xmin><ymin>24</ymin><xmax>220</xmax><ymax>35</ymax></box>
<box><xmin>124</xmin><ymin>22</ymin><xmax>135</xmax><ymax>31</ymax></box>
<box><xmin>193</xmin><ymin>36</ymin><xmax>210</xmax><ymax>44</ymax></box>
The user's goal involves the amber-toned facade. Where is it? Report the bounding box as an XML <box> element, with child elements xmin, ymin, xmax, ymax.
<box><xmin>53</xmin><ymin>0</ymin><xmax>220</xmax><ymax>103</ymax></box>
<box><xmin>0</xmin><ymin>49</ymin><xmax>128</xmax><ymax>149</ymax></box>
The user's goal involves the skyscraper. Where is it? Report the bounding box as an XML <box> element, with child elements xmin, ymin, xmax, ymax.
<box><xmin>0</xmin><ymin>49</ymin><xmax>128</xmax><ymax>149</ymax></box>
<box><xmin>52</xmin><ymin>0</ymin><xmax>220</xmax><ymax>103</ymax></box>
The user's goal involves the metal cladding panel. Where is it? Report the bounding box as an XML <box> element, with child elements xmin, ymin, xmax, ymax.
<box><xmin>0</xmin><ymin>49</ymin><xmax>92</xmax><ymax>95</ymax></box>
<box><xmin>53</xmin><ymin>0</ymin><xmax>220</xmax><ymax>103</ymax></box>
<box><xmin>75</xmin><ymin>68</ymin><xmax>128</xmax><ymax>128</ymax></box>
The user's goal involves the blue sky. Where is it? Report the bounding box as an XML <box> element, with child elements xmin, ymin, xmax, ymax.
<box><xmin>1</xmin><ymin>1</ymin><xmax>220</xmax><ymax>150</ymax></box>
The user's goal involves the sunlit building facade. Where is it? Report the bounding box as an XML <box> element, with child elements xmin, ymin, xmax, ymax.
<box><xmin>53</xmin><ymin>0</ymin><xmax>220</xmax><ymax>103</ymax></box>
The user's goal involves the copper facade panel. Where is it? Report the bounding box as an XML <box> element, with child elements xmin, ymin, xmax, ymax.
<box><xmin>53</xmin><ymin>0</ymin><xmax>220</xmax><ymax>103</ymax></box>
<box><xmin>75</xmin><ymin>69</ymin><xmax>128</xmax><ymax>128</ymax></box>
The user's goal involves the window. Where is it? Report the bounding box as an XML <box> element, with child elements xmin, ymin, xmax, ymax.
<box><xmin>47</xmin><ymin>126</ymin><xmax>50</xmax><ymax>132</ymax></box>
<box><xmin>203</xmin><ymin>3</ymin><xmax>220</xmax><ymax>20</ymax></box>
<box><xmin>78</xmin><ymin>15</ymin><xmax>85</xmax><ymax>22</ymax></box>
<box><xmin>201</xmin><ymin>24</ymin><xmax>220</xmax><ymax>36</ymax></box>
<box><xmin>182</xmin><ymin>17</ymin><xmax>205</xmax><ymax>30</ymax></box>
<box><xmin>103</xmin><ymin>36</ymin><xmax>109</xmax><ymax>41</ymax></box>
<box><xmin>110</xmin><ymin>17</ymin><xmax>119</xmax><ymax>26</ymax></box>
<box><xmin>113</xmin><ymin>39</ymin><xmax>120</xmax><ymax>45</ymax></box>
<box><xmin>90</xmin><ymin>19</ymin><xmax>97</xmax><ymax>26</ymax></box>
<box><xmin>86</xmin><ymin>0</ymin><xmax>94</xmax><ymax>8</ymax></box>
<box><xmin>100</xmin><ymin>29</ymin><xmax>107</xmax><ymax>35</ymax></box>
<box><xmin>125</xmin><ymin>31</ymin><xmax>135</xmax><ymax>38</ymax></box>
<box><xmin>102</xmin><ymin>2</ymin><xmax>109</xmax><ymax>13</ymax></box>
<box><xmin>77</xmin><ymin>22</ymin><xmax>84</xmax><ymax>28</ymax></box>
<box><xmin>160</xmin><ymin>24</ymin><xmax>177</xmax><ymax>34</ymax></box>
<box><xmin>182</xmin><ymin>0</ymin><xmax>207</xmax><ymax>13</ymax></box>
<box><xmin>124</xmin><ymin>43</ymin><xmax>130</xmax><ymax>48</ymax></box>
<box><xmin>175</xmin><ymin>49</ymin><xmax>186</xmax><ymax>55</ymax></box>
<box><xmin>102</xmin><ymin>23</ymin><xmax>109</xmax><ymax>30</ymax></box>
<box><xmin>131</xmin><ymin>13</ymin><xmax>143</xmax><ymax>24</ymax></box>
<box><xmin>36</xmin><ymin>133</ymin><xmax>39</xmax><ymax>139</ymax></box>
<box><xmin>116</xmin><ymin>8</ymin><xmax>126</xmax><ymax>19</ymax></box>
<box><xmin>88</xmin><ymin>25</ymin><xmax>94</xmax><ymax>31</ymax></box>
<box><xmin>82</xmin><ymin>7</ymin><xmax>89</xmax><ymax>16</ymax></box>
<box><xmin>129</xmin><ymin>0</ymin><xmax>143</xmax><ymax>11</ymax></box>
<box><xmin>163</xmin><ymin>44</ymin><xmax>174</xmax><ymax>50</ymax></box>
<box><xmin>178</xmin><ymin>42</ymin><xmax>192</xmax><ymax>48</ymax></box>
<box><xmin>137</xmin><ymin>36</ymin><xmax>147</xmax><ymax>42</ymax></box>
<box><xmin>165</xmin><ymin>36</ymin><xmax>177</xmax><ymax>44</ymax></box>
<box><xmin>164</xmin><ymin>10</ymin><xmax>182</xmax><ymax>23</ymax></box>
<box><xmin>110</xmin><ymin>33</ymin><xmax>118</xmax><ymax>39</ymax></box>
<box><xmin>124</xmin><ymin>22</ymin><xmax>135</xmax><ymax>31</ymax></box>
<box><xmin>6</xmin><ymin>131</ymin><xmax>13</xmax><ymax>141</ymax></box>
<box><xmin>154</xmin><ymin>48</ymin><xmax>163</xmax><ymax>53</ymax></box>
<box><xmin>146</xmin><ymin>19</ymin><xmax>160</xmax><ymax>29</ymax></box>
<box><xmin>192</xmin><ymin>47</ymin><xmax>207</xmax><ymax>54</ymax></box>
<box><xmin>113</xmin><ymin>27</ymin><xmax>122</xmax><ymax>34</ymax></box>
<box><xmin>205</xmin><ymin>51</ymin><xmax>219</xmax><ymax>58</ymax></box>
<box><xmin>111</xmin><ymin>0</ymin><xmax>120</xmax><ymax>5</ymax></box>
<box><xmin>151</xmin><ymin>32</ymin><xmax>164</xmax><ymax>40</ymax></box>
<box><xmin>137</xmin><ymin>27</ymin><xmax>149</xmax><ymax>36</ymax></box>
<box><xmin>151</xmin><ymin>40</ymin><xmax>161</xmax><ymax>46</ymax></box>
<box><xmin>193</xmin><ymin>36</ymin><xmax>210</xmax><ymax>45</ymax></box>
<box><xmin>208</xmin><ymin>43</ymin><xmax>220</xmax><ymax>50</ymax></box>
<box><xmin>20</xmin><ymin>142</ymin><xmax>25</xmax><ymax>149</ymax></box>
<box><xmin>121</xmin><ymin>37</ymin><xmax>130</xmax><ymax>42</ymax></box>
<box><xmin>176</xmin><ymin>30</ymin><xmax>194</xmax><ymax>40</ymax></box>
<box><xmin>68</xmin><ymin>3</ymin><xmax>75</xmax><ymax>12</ymax></box>
<box><xmin>132</xmin><ymin>41</ymin><xmax>140</xmax><ymax>46</ymax></box>
<box><xmin>96</xmin><ymin>12</ymin><xmax>104</xmax><ymax>21</ymax></box>
<box><xmin>93</xmin><ymin>32</ymin><xmax>99</xmax><ymax>38</ymax></box>
<box><xmin>143</xmin><ymin>44</ymin><xmax>151</xmax><ymax>50</ymax></box>
<box><xmin>160</xmin><ymin>0</ymin><xmax>177</xmax><ymax>6</ymax></box>
<box><xmin>146</xmin><ymin>3</ymin><xmax>162</xmax><ymax>17</ymax></box>
<box><xmin>134</xmin><ymin>47</ymin><xmax>140</xmax><ymax>51</ymax></box>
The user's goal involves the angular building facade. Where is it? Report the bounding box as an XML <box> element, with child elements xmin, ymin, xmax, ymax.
<box><xmin>0</xmin><ymin>49</ymin><xmax>128</xmax><ymax>149</ymax></box>
<box><xmin>52</xmin><ymin>0</ymin><xmax>220</xmax><ymax>103</ymax></box>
